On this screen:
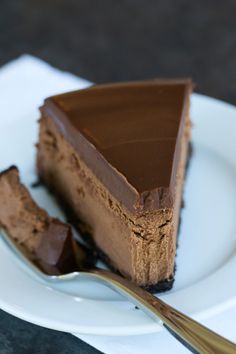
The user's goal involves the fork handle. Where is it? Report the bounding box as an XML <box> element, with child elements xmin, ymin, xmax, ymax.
<box><xmin>88</xmin><ymin>268</ymin><xmax>236</xmax><ymax>354</ymax></box>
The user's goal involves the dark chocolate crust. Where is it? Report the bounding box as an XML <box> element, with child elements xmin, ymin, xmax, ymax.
<box><xmin>41</xmin><ymin>79</ymin><xmax>193</xmax><ymax>214</ymax></box>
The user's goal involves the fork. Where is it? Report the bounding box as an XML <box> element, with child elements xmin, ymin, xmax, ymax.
<box><xmin>1</xmin><ymin>229</ymin><xmax>236</xmax><ymax>354</ymax></box>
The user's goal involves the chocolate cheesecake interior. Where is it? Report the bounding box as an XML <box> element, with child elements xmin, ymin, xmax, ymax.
<box><xmin>0</xmin><ymin>166</ymin><xmax>89</xmax><ymax>274</ymax></box>
<box><xmin>37</xmin><ymin>79</ymin><xmax>192</xmax><ymax>291</ymax></box>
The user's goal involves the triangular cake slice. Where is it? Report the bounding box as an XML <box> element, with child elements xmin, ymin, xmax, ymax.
<box><xmin>37</xmin><ymin>79</ymin><xmax>192</xmax><ymax>291</ymax></box>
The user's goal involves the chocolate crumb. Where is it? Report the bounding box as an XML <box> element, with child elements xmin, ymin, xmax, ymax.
<box><xmin>31</xmin><ymin>179</ymin><xmax>42</xmax><ymax>188</ymax></box>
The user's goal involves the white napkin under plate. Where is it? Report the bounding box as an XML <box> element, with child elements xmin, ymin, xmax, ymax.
<box><xmin>0</xmin><ymin>55</ymin><xmax>236</xmax><ymax>354</ymax></box>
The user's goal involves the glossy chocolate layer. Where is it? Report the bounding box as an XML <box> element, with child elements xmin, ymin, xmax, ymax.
<box><xmin>41</xmin><ymin>79</ymin><xmax>192</xmax><ymax>213</ymax></box>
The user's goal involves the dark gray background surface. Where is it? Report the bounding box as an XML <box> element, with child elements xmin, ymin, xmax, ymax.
<box><xmin>0</xmin><ymin>0</ymin><xmax>235</xmax><ymax>353</ymax></box>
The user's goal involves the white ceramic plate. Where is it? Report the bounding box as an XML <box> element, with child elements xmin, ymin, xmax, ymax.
<box><xmin>0</xmin><ymin>93</ymin><xmax>236</xmax><ymax>336</ymax></box>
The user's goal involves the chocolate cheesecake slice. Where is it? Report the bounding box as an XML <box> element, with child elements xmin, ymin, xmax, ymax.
<box><xmin>0</xmin><ymin>166</ymin><xmax>88</xmax><ymax>274</ymax></box>
<box><xmin>37</xmin><ymin>79</ymin><xmax>192</xmax><ymax>291</ymax></box>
